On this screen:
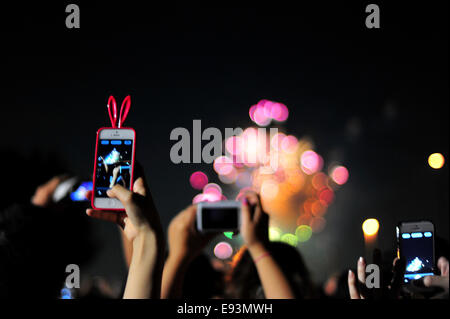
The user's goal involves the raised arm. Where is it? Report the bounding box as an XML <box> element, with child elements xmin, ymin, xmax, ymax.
<box><xmin>241</xmin><ymin>192</ymin><xmax>296</xmax><ymax>299</ymax></box>
<box><xmin>161</xmin><ymin>205</ymin><xmax>215</xmax><ymax>298</ymax></box>
<box><xmin>87</xmin><ymin>174</ymin><xmax>165</xmax><ymax>299</ymax></box>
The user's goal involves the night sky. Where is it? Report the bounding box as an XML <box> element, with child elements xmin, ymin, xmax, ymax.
<box><xmin>1</xmin><ymin>2</ymin><xmax>448</xmax><ymax>283</ymax></box>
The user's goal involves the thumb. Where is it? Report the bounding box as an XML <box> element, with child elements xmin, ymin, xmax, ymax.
<box><xmin>107</xmin><ymin>184</ymin><xmax>133</xmax><ymax>209</ymax></box>
<box><xmin>423</xmin><ymin>275</ymin><xmax>449</xmax><ymax>289</ymax></box>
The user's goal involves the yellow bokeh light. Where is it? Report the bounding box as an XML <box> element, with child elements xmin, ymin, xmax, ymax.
<box><xmin>362</xmin><ymin>218</ymin><xmax>379</xmax><ymax>236</ymax></box>
<box><xmin>428</xmin><ymin>153</ymin><xmax>445</xmax><ymax>169</ymax></box>
<box><xmin>269</xmin><ymin>227</ymin><xmax>283</xmax><ymax>241</ymax></box>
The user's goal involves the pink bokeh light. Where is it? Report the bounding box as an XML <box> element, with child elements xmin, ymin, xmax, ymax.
<box><xmin>214</xmin><ymin>242</ymin><xmax>233</xmax><ymax>259</ymax></box>
<box><xmin>300</xmin><ymin>150</ymin><xmax>323</xmax><ymax>175</ymax></box>
<box><xmin>331</xmin><ymin>165</ymin><xmax>349</xmax><ymax>185</ymax></box>
<box><xmin>189</xmin><ymin>171</ymin><xmax>209</xmax><ymax>190</ymax></box>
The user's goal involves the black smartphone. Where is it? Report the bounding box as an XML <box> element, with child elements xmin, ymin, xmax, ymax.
<box><xmin>397</xmin><ymin>221</ymin><xmax>435</xmax><ymax>283</ymax></box>
<box><xmin>196</xmin><ymin>201</ymin><xmax>241</xmax><ymax>232</ymax></box>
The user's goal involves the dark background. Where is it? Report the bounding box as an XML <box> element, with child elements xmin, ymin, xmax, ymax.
<box><xmin>0</xmin><ymin>2</ymin><xmax>448</xmax><ymax>285</ymax></box>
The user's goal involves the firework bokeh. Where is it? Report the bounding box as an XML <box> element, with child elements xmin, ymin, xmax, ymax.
<box><xmin>189</xmin><ymin>99</ymin><xmax>349</xmax><ymax>257</ymax></box>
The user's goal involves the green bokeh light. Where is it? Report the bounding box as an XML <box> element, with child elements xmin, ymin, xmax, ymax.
<box><xmin>269</xmin><ymin>227</ymin><xmax>283</xmax><ymax>241</ymax></box>
<box><xmin>295</xmin><ymin>225</ymin><xmax>312</xmax><ymax>242</ymax></box>
<box><xmin>223</xmin><ymin>232</ymin><xmax>234</xmax><ymax>239</ymax></box>
<box><xmin>280</xmin><ymin>233</ymin><xmax>298</xmax><ymax>247</ymax></box>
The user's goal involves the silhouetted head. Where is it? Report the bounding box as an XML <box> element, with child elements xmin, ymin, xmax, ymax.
<box><xmin>225</xmin><ymin>242</ymin><xmax>316</xmax><ymax>299</ymax></box>
<box><xmin>182</xmin><ymin>253</ymin><xmax>224</xmax><ymax>298</ymax></box>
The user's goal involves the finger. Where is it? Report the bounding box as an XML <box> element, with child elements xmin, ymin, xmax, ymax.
<box><xmin>252</xmin><ymin>193</ymin><xmax>264</xmax><ymax>222</ymax></box>
<box><xmin>86</xmin><ymin>209</ymin><xmax>125</xmax><ymax>227</ymax></box>
<box><xmin>423</xmin><ymin>275</ymin><xmax>449</xmax><ymax>289</ymax></box>
<box><xmin>86</xmin><ymin>190</ymin><xmax>93</xmax><ymax>201</ymax></box>
<box><xmin>244</xmin><ymin>191</ymin><xmax>259</xmax><ymax>206</ymax></box>
<box><xmin>184</xmin><ymin>205</ymin><xmax>198</xmax><ymax>231</ymax></box>
<box><xmin>133</xmin><ymin>162</ymin><xmax>150</xmax><ymax>192</ymax></box>
<box><xmin>241</xmin><ymin>199</ymin><xmax>251</xmax><ymax>226</ymax></box>
<box><xmin>357</xmin><ymin>257</ymin><xmax>366</xmax><ymax>285</ymax></box>
<box><xmin>243</xmin><ymin>193</ymin><xmax>259</xmax><ymax>221</ymax></box>
<box><xmin>391</xmin><ymin>257</ymin><xmax>405</xmax><ymax>297</ymax></box>
<box><xmin>107</xmin><ymin>184</ymin><xmax>133</xmax><ymax>207</ymax></box>
<box><xmin>438</xmin><ymin>257</ymin><xmax>449</xmax><ymax>276</ymax></box>
<box><xmin>47</xmin><ymin>175</ymin><xmax>66</xmax><ymax>190</ymax></box>
<box><xmin>133</xmin><ymin>177</ymin><xmax>147</xmax><ymax>197</ymax></box>
<box><xmin>348</xmin><ymin>270</ymin><xmax>361</xmax><ymax>299</ymax></box>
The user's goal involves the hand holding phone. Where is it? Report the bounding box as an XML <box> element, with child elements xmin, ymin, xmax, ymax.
<box><xmin>196</xmin><ymin>201</ymin><xmax>242</xmax><ymax>232</ymax></box>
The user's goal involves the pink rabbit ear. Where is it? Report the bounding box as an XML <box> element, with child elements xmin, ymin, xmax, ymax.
<box><xmin>118</xmin><ymin>95</ymin><xmax>131</xmax><ymax>128</ymax></box>
<box><xmin>107</xmin><ymin>95</ymin><xmax>118</xmax><ymax>128</ymax></box>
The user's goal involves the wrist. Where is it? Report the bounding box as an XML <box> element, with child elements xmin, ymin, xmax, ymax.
<box><xmin>247</xmin><ymin>241</ymin><xmax>268</xmax><ymax>258</ymax></box>
<box><xmin>167</xmin><ymin>250</ymin><xmax>193</xmax><ymax>269</ymax></box>
<box><xmin>132</xmin><ymin>231</ymin><xmax>165</xmax><ymax>262</ymax></box>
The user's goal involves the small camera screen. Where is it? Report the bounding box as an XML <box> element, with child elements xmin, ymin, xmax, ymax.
<box><xmin>401</xmin><ymin>231</ymin><xmax>434</xmax><ymax>282</ymax></box>
<box><xmin>95</xmin><ymin>139</ymin><xmax>133</xmax><ymax>198</ymax></box>
<box><xmin>202</xmin><ymin>207</ymin><xmax>239</xmax><ymax>230</ymax></box>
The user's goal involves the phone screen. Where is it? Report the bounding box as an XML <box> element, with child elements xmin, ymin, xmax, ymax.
<box><xmin>94</xmin><ymin>139</ymin><xmax>133</xmax><ymax>198</ymax></box>
<box><xmin>70</xmin><ymin>182</ymin><xmax>93</xmax><ymax>201</ymax></box>
<box><xmin>201</xmin><ymin>207</ymin><xmax>239</xmax><ymax>230</ymax></box>
<box><xmin>400</xmin><ymin>230</ymin><xmax>434</xmax><ymax>282</ymax></box>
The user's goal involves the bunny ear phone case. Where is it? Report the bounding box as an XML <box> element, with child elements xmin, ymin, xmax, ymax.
<box><xmin>91</xmin><ymin>95</ymin><xmax>136</xmax><ymax>211</ymax></box>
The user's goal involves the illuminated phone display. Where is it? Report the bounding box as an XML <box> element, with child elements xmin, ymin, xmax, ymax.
<box><xmin>95</xmin><ymin>139</ymin><xmax>134</xmax><ymax>198</ymax></box>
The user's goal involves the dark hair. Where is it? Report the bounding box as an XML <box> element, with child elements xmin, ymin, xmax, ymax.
<box><xmin>182</xmin><ymin>253</ymin><xmax>224</xmax><ymax>298</ymax></box>
<box><xmin>225</xmin><ymin>242</ymin><xmax>316</xmax><ymax>299</ymax></box>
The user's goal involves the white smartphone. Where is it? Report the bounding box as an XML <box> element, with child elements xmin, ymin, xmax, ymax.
<box><xmin>92</xmin><ymin>128</ymin><xmax>136</xmax><ymax>210</ymax></box>
<box><xmin>396</xmin><ymin>220</ymin><xmax>435</xmax><ymax>283</ymax></box>
<box><xmin>196</xmin><ymin>201</ymin><xmax>242</xmax><ymax>232</ymax></box>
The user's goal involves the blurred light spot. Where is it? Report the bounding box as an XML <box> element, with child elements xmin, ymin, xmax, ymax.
<box><xmin>297</xmin><ymin>213</ymin><xmax>312</xmax><ymax>226</ymax></box>
<box><xmin>312</xmin><ymin>172</ymin><xmax>328</xmax><ymax>191</ymax></box>
<box><xmin>203</xmin><ymin>183</ymin><xmax>222</xmax><ymax>195</ymax></box>
<box><xmin>224</xmin><ymin>232</ymin><xmax>234</xmax><ymax>239</ymax></box>
<box><xmin>271</xmin><ymin>132</ymin><xmax>286</xmax><ymax>151</ymax></box>
<box><xmin>310</xmin><ymin>217</ymin><xmax>326</xmax><ymax>233</ymax></box>
<box><xmin>271</xmin><ymin>102</ymin><xmax>289</xmax><ymax>122</ymax></box>
<box><xmin>192</xmin><ymin>194</ymin><xmax>206</xmax><ymax>204</ymax></box>
<box><xmin>311</xmin><ymin>200</ymin><xmax>325</xmax><ymax>217</ymax></box>
<box><xmin>281</xmin><ymin>135</ymin><xmax>299</xmax><ymax>153</ymax></box>
<box><xmin>362</xmin><ymin>218</ymin><xmax>379</xmax><ymax>236</ymax></box>
<box><xmin>225</xmin><ymin>136</ymin><xmax>243</xmax><ymax>156</ymax></box>
<box><xmin>428</xmin><ymin>153</ymin><xmax>445</xmax><ymax>169</ymax></box>
<box><xmin>214</xmin><ymin>242</ymin><xmax>233</xmax><ymax>259</ymax></box>
<box><xmin>319</xmin><ymin>188</ymin><xmax>334</xmax><ymax>205</ymax></box>
<box><xmin>269</xmin><ymin>227</ymin><xmax>283</xmax><ymax>241</ymax></box>
<box><xmin>189</xmin><ymin>171</ymin><xmax>209</xmax><ymax>190</ymax></box>
<box><xmin>296</xmin><ymin>225</ymin><xmax>312</xmax><ymax>242</ymax></box>
<box><xmin>253</xmin><ymin>105</ymin><xmax>271</xmax><ymax>126</ymax></box>
<box><xmin>214</xmin><ymin>156</ymin><xmax>234</xmax><ymax>175</ymax></box>
<box><xmin>261</xmin><ymin>180</ymin><xmax>279</xmax><ymax>200</ymax></box>
<box><xmin>331</xmin><ymin>165</ymin><xmax>349</xmax><ymax>185</ymax></box>
<box><xmin>60</xmin><ymin>288</ymin><xmax>72</xmax><ymax>299</ymax></box>
<box><xmin>249</xmin><ymin>104</ymin><xmax>258</xmax><ymax>122</ymax></box>
<box><xmin>281</xmin><ymin>233</ymin><xmax>298</xmax><ymax>246</ymax></box>
<box><xmin>301</xmin><ymin>150</ymin><xmax>323</xmax><ymax>175</ymax></box>
<box><xmin>218</xmin><ymin>167</ymin><xmax>238</xmax><ymax>184</ymax></box>
<box><xmin>236</xmin><ymin>171</ymin><xmax>252</xmax><ymax>188</ymax></box>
